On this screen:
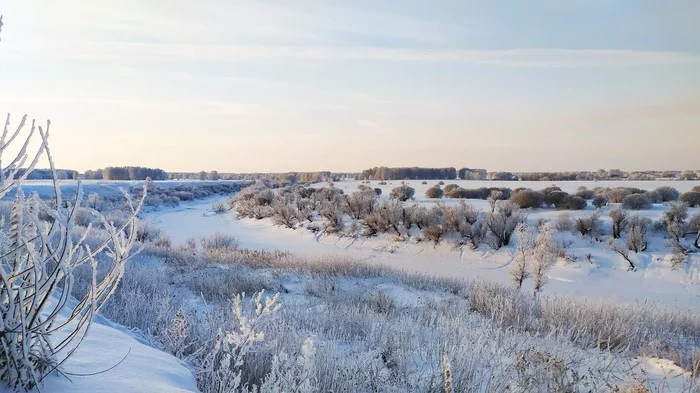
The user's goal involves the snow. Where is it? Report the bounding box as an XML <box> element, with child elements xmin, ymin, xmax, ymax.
<box><xmin>1</xmin><ymin>179</ymin><xmax>244</xmax><ymax>201</ymax></box>
<box><xmin>147</xmin><ymin>195</ymin><xmax>700</xmax><ymax>310</ymax></box>
<box><xmin>0</xmin><ymin>299</ymin><xmax>199</xmax><ymax>393</ymax></box>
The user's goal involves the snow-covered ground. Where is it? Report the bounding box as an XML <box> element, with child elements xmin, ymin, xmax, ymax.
<box><xmin>1</xmin><ymin>179</ymin><xmax>244</xmax><ymax>200</ymax></box>
<box><xmin>0</xmin><ymin>299</ymin><xmax>198</xmax><ymax>393</ymax></box>
<box><xmin>147</xmin><ymin>195</ymin><xmax>700</xmax><ymax>310</ymax></box>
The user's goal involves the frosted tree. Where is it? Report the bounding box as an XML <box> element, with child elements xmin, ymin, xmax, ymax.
<box><xmin>510</xmin><ymin>223</ymin><xmax>534</xmax><ymax>289</ymax></box>
<box><xmin>0</xmin><ymin>114</ymin><xmax>144</xmax><ymax>390</ymax></box>
<box><xmin>608</xmin><ymin>208</ymin><xmax>627</xmax><ymax>239</ymax></box>
<box><xmin>532</xmin><ymin>222</ymin><xmax>559</xmax><ymax>295</ymax></box>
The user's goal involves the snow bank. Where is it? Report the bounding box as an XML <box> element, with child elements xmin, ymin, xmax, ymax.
<box><xmin>0</xmin><ymin>307</ymin><xmax>199</xmax><ymax>393</ymax></box>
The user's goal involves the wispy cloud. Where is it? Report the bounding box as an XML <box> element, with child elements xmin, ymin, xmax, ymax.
<box><xmin>15</xmin><ymin>40</ymin><xmax>699</xmax><ymax>68</ymax></box>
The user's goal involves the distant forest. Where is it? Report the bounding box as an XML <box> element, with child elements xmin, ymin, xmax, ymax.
<box><xmin>81</xmin><ymin>167</ymin><xmax>169</xmax><ymax>181</ymax></box>
<box><xmin>10</xmin><ymin>166</ymin><xmax>699</xmax><ymax>182</ymax></box>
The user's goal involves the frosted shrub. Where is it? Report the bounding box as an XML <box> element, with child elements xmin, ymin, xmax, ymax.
<box><xmin>531</xmin><ymin>222</ymin><xmax>559</xmax><ymax>295</ymax></box>
<box><xmin>318</xmin><ymin>200</ymin><xmax>344</xmax><ymax>234</ymax></box>
<box><xmin>592</xmin><ymin>195</ymin><xmax>608</xmax><ymax>209</ymax></box>
<box><xmin>162</xmin><ymin>309</ymin><xmax>198</xmax><ymax>360</ymax></box>
<box><xmin>510</xmin><ymin>224</ymin><xmax>534</xmax><ymax>288</ymax></box>
<box><xmin>575</xmin><ymin>187</ymin><xmax>595</xmax><ymax>200</ymax></box>
<box><xmin>509</xmin><ymin>189</ymin><xmax>544</xmax><ymax>209</ymax></box>
<box><xmin>542</xmin><ymin>189</ymin><xmax>567</xmax><ymax>207</ymax></box>
<box><xmin>389</xmin><ymin>185</ymin><xmax>415</xmax><ymax>202</ymax></box>
<box><xmin>626</xmin><ymin>216</ymin><xmax>649</xmax><ymax>253</ymax></box>
<box><xmin>201</xmin><ymin>232</ymin><xmax>239</xmax><ymax>261</ymax></box>
<box><xmin>442</xmin><ymin>202</ymin><xmax>483</xmax><ymax>247</ymax></box>
<box><xmin>213</xmin><ymin>202</ymin><xmax>228</xmax><ymax>214</ymax></box>
<box><xmin>556</xmin><ymin>195</ymin><xmax>587</xmax><ymax>210</ymax></box>
<box><xmin>425</xmin><ymin>186</ymin><xmax>444</xmax><ymax>199</ymax></box>
<box><xmin>260</xmin><ymin>338</ymin><xmax>317</xmax><ymax>393</ymax></box>
<box><xmin>654</xmin><ymin>186</ymin><xmax>680</xmax><ymax>202</ymax></box>
<box><xmin>485</xmin><ymin>200</ymin><xmax>523</xmax><ymax>249</ymax></box>
<box><xmin>195</xmin><ymin>291</ymin><xmax>280</xmax><ymax>393</ymax></box>
<box><xmin>423</xmin><ymin>225</ymin><xmax>445</xmax><ymax>245</ymax></box>
<box><xmin>271</xmin><ymin>197</ymin><xmax>300</xmax><ymax>229</ymax></box>
<box><xmin>680</xmin><ymin>191</ymin><xmax>700</xmax><ymax>207</ymax></box>
<box><xmin>86</xmin><ymin>192</ymin><xmax>104</xmax><ymax>210</ymax></box>
<box><xmin>555</xmin><ymin>213</ymin><xmax>573</xmax><ymax>232</ymax></box>
<box><xmin>363</xmin><ymin>200</ymin><xmax>402</xmax><ymax>236</ymax></box>
<box><xmin>342</xmin><ymin>188</ymin><xmax>376</xmax><ymax>219</ymax></box>
<box><xmin>609</xmin><ymin>208</ymin><xmax>628</xmax><ymax>239</ymax></box>
<box><xmin>621</xmin><ymin>194</ymin><xmax>652</xmax><ymax>210</ymax></box>
<box><xmin>0</xmin><ymin>114</ymin><xmax>142</xmax><ymax>390</ymax></box>
<box><xmin>575</xmin><ymin>213</ymin><xmax>600</xmax><ymax>237</ymax></box>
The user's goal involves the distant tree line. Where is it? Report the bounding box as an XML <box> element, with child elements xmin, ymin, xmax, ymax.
<box><xmin>458</xmin><ymin>168</ymin><xmax>487</xmax><ymax>180</ymax></box>
<box><xmin>11</xmin><ymin>168</ymin><xmax>79</xmax><ymax>180</ymax></box>
<box><xmin>168</xmin><ymin>171</ymin><xmax>341</xmax><ymax>183</ymax></box>
<box><xmin>82</xmin><ymin>166</ymin><xmax>168</xmax><ymax>181</ymax></box>
<box><xmin>359</xmin><ymin>167</ymin><xmax>457</xmax><ymax>180</ymax></box>
<box><xmin>357</xmin><ymin>167</ymin><xmax>698</xmax><ymax>181</ymax></box>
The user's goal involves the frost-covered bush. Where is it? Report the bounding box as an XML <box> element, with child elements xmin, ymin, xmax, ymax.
<box><xmin>443</xmin><ymin>184</ymin><xmax>460</xmax><ymax>194</ymax></box>
<box><xmin>0</xmin><ymin>114</ymin><xmax>142</xmax><ymax>390</ymax></box>
<box><xmin>363</xmin><ymin>201</ymin><xmax>402</xmax><ymax>236</ymax></box>
<box><xmin>509</xmin><ymin>189</ymin><xmax>544</xmax><ymax>209</ymax></box>
<box><xmin>626</xmin><ymin>216</ymin><xmax>650</xmax><ymax>252</ymax></box>
<box><xmin>423</xmin><ymin>224</ymin><xmax>445</xmax><ymax>244</ymax></box>
<box><xmin>621</xmin><ymin>194</ymin><xmax>652</xmax><ymax>210</ymax></box>
<box><xmin>531</xmin><ymin>222</ymin><xmax>560</xmax><ymax>295</ymax></box>
<box><xmin>213</xmin><ymin>202</ymin><xmax>228</xmax><ymax>214</ymax></box>
<box><xmin>680</xmin><ymin>191</ymin><xmax>700</xmax><ymax>207</ymax></box>
<box><xmin>510</xmin><ymin>224</ymin><xmax>533</xmax><ymax>288</ymax></box>
<box><xmin>194</xmin><ymin>291</ymin><xmax>280</xmax><ymax>393</ymax></box>
<box><xmin>342</xmin><ymin>188</ymin><xmax>377</xmax><ymax>219</ymax></box>
<box><xmin>575</xmin><ymin>213</ymin><xmax>601</xmax><ymax>237</ymax></box>
<box><xmin>609</xmin><ymin>208</ymin><xmax>628</xmax><ymax>239</ymax></box>
<box><xmin>135</xmin><ymin>219</ymin><xmax>162</xmax><ymax>243</ymax></box>
<box><xmin>575</xmin><ymin>187</ymin><xmax>595</xmax><ymax>200</ymax></box>
<box><xmin>556</xmin><ymin>195</ymin><xmax>587</xmax><ymax>210</ymax></box>
<box><xmin>233</xmin><ymin>185</ymin><xmax>276</xmax><ymax>220</ymax></box>
<box><xmin>555</xmin><ymin>213</ymin><xmax>573</xmax><ymax>232</ymax></box>
<box><xmin>543</xmin><ymin>190</ymin><xmax>568</xmax><ymax>207</ymax></box>
<box><xmin>662</xmin><ymin>203</ymin><xmax>690</xmax><ymax>253</ymax></box>
<box><xmin>389</xmin><ymin>185</ymin><xmax>415</xmax><ymax>202</ymax></box>
<box><xmin>591</xmin><ymin>195</ymin><xmax>608</xmax><ymax>209</ymax></box>
<box><xmin>319</xmin><ymin>203</ymin><xmax>344</xmax><ymax>234</ymax></box>
<box><xmin>424</xmin><ymin>186</ymin><xmax>444</xmax><ymax>199</ymax></box>
<box><xmin>606</xmin><ymin>187</ymin><xmax>644</xmax><ymax>203</ymax></box>
<box><xmin>654</xmin><ymin>186</ymin><xmax>680</xmax><ymax>202</ymax></box>
<box><xmin>271</xmin><ymin>197</ymin><xmax>300</xmax><ymax>229</ymax></box>
<box><xmin>485</xmin><ymin>200</ymin><xmax>524</xmax><ymax>248</ymax></box>
<box><xmin>201</xmin><ymin>232</ymin><xmax>239</xmax><ymax>262</ymax></box>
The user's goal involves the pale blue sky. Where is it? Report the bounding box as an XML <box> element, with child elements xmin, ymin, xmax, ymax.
<box><xmin>1</xmin><ymin>1</ymin><xmax>699</xmax><ymax>172</ymax></box>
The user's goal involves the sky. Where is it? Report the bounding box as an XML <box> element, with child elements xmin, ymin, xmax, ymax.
<box><xmin>0</xmin><ymin>0</ymin><xmax>699</xmax><ymax>173</ymax></box>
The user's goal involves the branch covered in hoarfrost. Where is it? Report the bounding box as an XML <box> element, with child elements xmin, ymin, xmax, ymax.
<box><xmin>0</xmin><ymin>115</ymin><xmax>145</xmax><ymax>390</ymax></box>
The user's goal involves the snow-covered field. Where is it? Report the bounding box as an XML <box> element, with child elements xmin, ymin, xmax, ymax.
<box><xmin>7</xmin><ymin>179</ymin><xmax>698</xmax><ymax>392</ymax></box>
<box><xmin>1</xmin><ymin>179</ymin><xmax>244</xmax><ymax>200</ymax></box>
<box><xmin>147</xmin><ymin>195</ymin><xmax>700</xmax><ymax>309</ymax></box>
